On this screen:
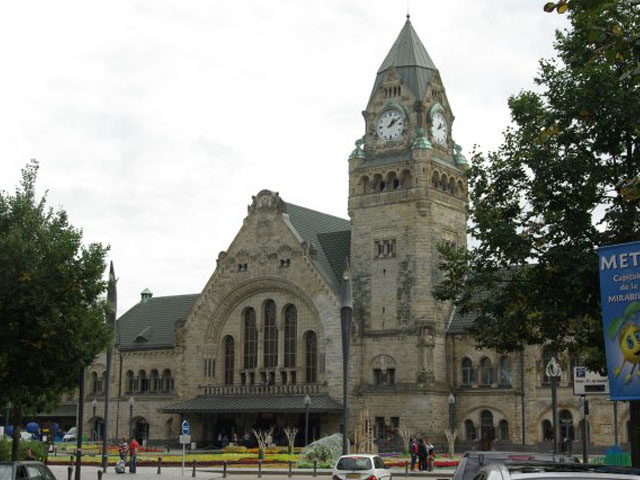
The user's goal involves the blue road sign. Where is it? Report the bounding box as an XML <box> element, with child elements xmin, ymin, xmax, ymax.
<box><xmin>181</xmin><ymin>420</ymin><xmax>190</xmax><ymax>435</ymax></box>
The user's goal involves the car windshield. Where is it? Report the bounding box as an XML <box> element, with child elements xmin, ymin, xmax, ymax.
<box><xmin>337</xmin><ymin>457</ymin><xmax>372</xmax><ymax>471</ymax></box>
<box><xmin>0</xmin><ymin>465</ymin><xmax>13</xmax><ymax>480</ymax></box>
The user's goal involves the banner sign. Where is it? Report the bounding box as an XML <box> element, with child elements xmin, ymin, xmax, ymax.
<box><xmin>599</xmin><ymin>240</ymin><xmax>640</xmax><ymax>400</ymax></box>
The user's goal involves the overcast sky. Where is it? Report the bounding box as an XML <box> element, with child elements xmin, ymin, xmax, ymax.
<box><xmin>0</xmin><ymin>1</ymin><xmax>568</xmax><ymax>314</ymax></box>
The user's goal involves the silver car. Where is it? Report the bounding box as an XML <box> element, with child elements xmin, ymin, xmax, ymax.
<box><xmin>472</xmin><ymin>462</ymin><xmax>640</xmax><ymax>480</ymax></box>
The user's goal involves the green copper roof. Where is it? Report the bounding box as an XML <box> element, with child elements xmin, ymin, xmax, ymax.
<box><xmin>285</xmin><ymin>203</ymin><xmax>351</xmax><ymax>291</ymax></box>
<box><xmin>370</xmin><ymin>16</ymin><xmax>437</xmax><ymax>102</ymax></box>
<box><xmin>116</xmin><ymin>294</ymin><xmax>198</xmax><ymax>350</ymax></box>
<box><xmin>411</xmin><ymin>127</ymin><xmax>433</xmax><ymax>150</ymax></box>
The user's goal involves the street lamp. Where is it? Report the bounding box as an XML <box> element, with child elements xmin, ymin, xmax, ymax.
<box><xmin>129</xmin><ymin>397</ymin><xmax>135</xmax><ymax>440</ymax></box>
<box><xmin>448</xmin><ymin>393</ymin><xmax>455</xmax><ymax>432</ymax></box>
<box><xmin>304</xmin><ymin>394</ymin><xmax>311</xmax><ymax>446</ymax></box>
<box><xmin>340</xmin><ymin>259</ymin><xmax>353</xmax><ymax>456</ymax></box>
<box><xmin>92</xmin><ymin>399</ymin><xmax>97</xmax><ymax>442</ymax></box>
<box><xmin>546</xmin><ymin>357</ymin><xmax>561</xmax><ymax>455</ymax></box>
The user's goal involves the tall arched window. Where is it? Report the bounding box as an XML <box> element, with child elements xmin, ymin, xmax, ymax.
<box><xmin>91</xmin><ymin>372</ymin><xmax>99</xmax><ymax>394</ymax></box>
<box><xmin>243</xmin><ymin>308</ymin><xmax>257</xmax><ymax>369</ymax></box>
<box><xmin>559</xmin><ymin>409</ymin><xmax>575</xmax><ymax>442</ymax></box>
<box><xmin>126</xmin><ymin>370</ymin><xmax>135</xmax><ymax>393</ymax></box>
<box><xmin>480</xmin><ymin>410</ymin><xmax>495</xmax><ymax>441</ymax></box>
<box><xmin>498</xmin><ymin>420</ymin><xmax>509</xmax><ymax>440</ymax></box>
<box><xmin>263</xmin><ymin>300</ymin><xmax>278</xmax><ymax>368</ymax></box>
<box><xmin>499</xmin><ymin>356</ymin><xmax>512</xmax><ymax>386</ymax></box>
<box><xmin>462</xmin><ymin>358</ymin><xmax>474</xmax><ymax>386</ymax></box>
<box><xmin>284</xmin><ymin>305</ymin><xmax>297</xmax><ymax>368</ymax></box>
<box><xmin>138</xmin><ymin>370</ymin><xmax>148</xmax><ymax>392</ymax></box>
<box><xmin>163</xmin><ymin>369</ymin><xmax>173</xmax><ymax>392</ymax></box>
<box><xmin>542</xmin><ymin>419</ymin><xmax>553</xmax><ymax>441</ymax></box>
<box><xmin>150</xmin><ymin>370</ymin><xmax>160</xmax><ymax>392</ymax></box>
<box><xmin>224</xmin><ymin>336</ymin><xmax>235</xmax><ymax>385</ymax></box>
<box><xmin>465</xmin><ymin>420</ymin><xmax>476</xmax><ymax>440</ymax></box>
<box><xmin>305</xmin><ymin>331</ymin><xmax>318</xmax><ymax>383</ymax></box>
<box><xmin>480</xmin><ymin>357</ymin><xmax>493</xmax><ymax>386</ymax></box>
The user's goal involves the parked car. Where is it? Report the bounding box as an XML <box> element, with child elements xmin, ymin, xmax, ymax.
<box><xmin>332</xmin><ymin>454</ymin><xmax>392</xmax><ymax>480</ymax></box>
<box><xmin>453</xmin><ymin>452</ymin><xmax>579</xmax><ymax>480</ymax></box>
<box><xmin>472</xmin><ymin>461</ymin><xmax>640</xmax><ymax>480</ymax></box>
<box><xmin>0</xmin><ymin>461</ymin><xmax>58</xmax><ymax>480</ymax></box>
<box><xmin>62</xmin><ymin>427</ymin><xmax>76</xmax><ymax>442</ymax></box>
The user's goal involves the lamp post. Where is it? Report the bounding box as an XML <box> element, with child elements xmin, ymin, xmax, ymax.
<box><xmin>304</xmin><ymin>394</ymin><xmax>311</xmax><ymax>446</ymax></box>
<box><xmin>448</xmin><ymin>393</ymin><xmax>455</xmax><ymax>432</ymax></box>
<box><xmin>340</xmin><ymin>259</ymin><xmax>353</xmax><ymax>456</ymax></box>
<box><xmin>546</xmin><ymin>357</ymin><xmax>561</xmax><ymax>455</ymax></box>
<box><xmin>92</xmin><ymin>399</ymin><xmax>97</xmax><ymax>442</ymax></box>
<box><xmin>129</xmin><ymin>397</ymin><xmax>135</xmax><ymax>440</ymax></box>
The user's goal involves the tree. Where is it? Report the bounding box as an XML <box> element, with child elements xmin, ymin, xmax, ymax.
<box><xmin>0</xmin><ymin>161</ymin><xmax>111</xmax><ymax>459</ymax></box>
<box><xmin>434</xmin><ymin>0</ymin><xmax>640</xmax><ymax>369</ymax></box>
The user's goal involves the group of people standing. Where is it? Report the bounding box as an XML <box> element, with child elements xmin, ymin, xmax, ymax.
<box><xmin>409</xmin><ymin>437</ymin><xmax>435</xmax><ymax>471</ymax></box>
<box><xmin>118</xmin><ymin>436</ymin><xmax>141</xmax><ymax>473</ymax></box>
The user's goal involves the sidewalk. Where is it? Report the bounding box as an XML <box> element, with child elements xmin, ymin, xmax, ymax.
<box><xmin>48</xmin><ymin>464</ymin><xmax>455</xmax><ymax>480</ymax></box>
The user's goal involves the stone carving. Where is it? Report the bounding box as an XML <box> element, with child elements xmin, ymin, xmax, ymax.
<box><xmin>248</xmin><ymin>190</ymin><xmax>286</xmax><ymax>215</ymax></box>
<box><xmin>419</xmin><ymin>326</ymin><xmax>435</xmax><ymax>378</ymax></box>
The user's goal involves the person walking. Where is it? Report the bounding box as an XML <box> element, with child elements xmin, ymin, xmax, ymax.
<box><xmin>425</xmin><ymin>438</ymin><xmax>435</xmax><ymax>471</ymax></box>
<box><xmin>409</xmin><ymin>438</ymin><xmax>418</xmax><ymax>471</ymax></box>
<box><xmin>129</xmin><ymin>436</ymin><xmax>141</xmax><ymax>473</ymax></box>
<box><xmin>118</xmin><ymin>436</ymin><xmax>128</xmax><ymax>462</ymax></box>
<box><xmin>417</xmin><ymin>438</ymin><xmax>428</xmax><ymax>471</ymax></box>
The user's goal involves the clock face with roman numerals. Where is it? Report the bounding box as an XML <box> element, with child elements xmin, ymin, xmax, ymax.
<box><xmin>431</xmin><ymin>112</ymin><xmax>448</xmax><ymax>145</ymax></box>
<box><xmin>377</xmin><ymin>110</ymin><xmax>404</xmax><ymax>141</ymax></box>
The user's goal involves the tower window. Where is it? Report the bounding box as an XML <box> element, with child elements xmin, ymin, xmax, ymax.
<box><xmin>374</xmin><ymin>239</ymin><xmax>396</xmax><ymax>259</ymax></box>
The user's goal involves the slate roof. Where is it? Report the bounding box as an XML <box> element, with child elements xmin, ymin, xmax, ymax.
<box><xmin>369</xmin><ymin>16</ymin><xmax>438</xmax><ymax>103</ymax></box>
<box><xmin>285</xmin><ymin>203</ymin><xmax>351</xmax><ymax>290</ymax></box>
<box><xmin>447</xmin><ymin>305</ymin><xmax>477</xmax><ymax>334</ymax></box>
<box><xmin>163</xmin><ymin>394</ymin><xmax>343</xmax><ymax>414</ymax></box>
<box><xmin>116</xmin><ymin>294</ymin><xmax>198</xmax><ymax>350</ymax></box>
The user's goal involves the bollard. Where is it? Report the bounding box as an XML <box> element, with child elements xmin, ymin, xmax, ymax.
<box><xmin>192</xmin><ymin>459</ymin><xmax>197</xmax><ymax>477</ymax></box>
<box><xmin>313</xmin><ymin>460</ymin><xmax>317</xmax><ymax>477</ymax></box>
<box><xmin>67</xmin><ymin>466</ymin><xmax>73</xmax><ymax>480</ymax></box>
<box><xmin>223</xmin><ymin>461</ymin><xmax>227</xmax><ymax>478</ymax></box>
<box><xmin>97</xmin><ymin>470</ymin><xmax>103</xmax><ymax>480</ymax></box>
<box><xmin>258</xmin><ymin>459</ymin><xmax>262</xmax><ymax>478</ymax></box>
<box><xmin>157</xmin><ymin>456</ymin><xmax>162</xmax><ymax>475</ymax></box>
<box><xmin>405</xmin><ymin>460</ymin><xmax>409</xmax><ymax>477</ymax></box>
<box><xmin>288</xmin><ymin>459</ymin><xmax>292</xmax><ymax>477</ymax></box>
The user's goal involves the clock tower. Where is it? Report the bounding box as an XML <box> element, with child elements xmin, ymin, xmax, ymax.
<box><xmin>348</xmin><ymin>16</ymin><xmax>468</xmax><ymax>392</ymax></box>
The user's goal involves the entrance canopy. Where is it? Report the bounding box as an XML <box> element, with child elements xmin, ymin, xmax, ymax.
<box><xmin>164</xmin><ymin>394</ymin><xmax>342</xmax><ymax>414</ymax></box>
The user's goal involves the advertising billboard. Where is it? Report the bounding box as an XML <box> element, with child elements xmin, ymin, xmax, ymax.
<box><xmin>598</xmin><ymin>240</ymin><xmax>640</xmax><ymax>400</ymax></box>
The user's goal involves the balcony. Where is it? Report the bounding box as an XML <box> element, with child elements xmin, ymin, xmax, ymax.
<box><xmin>198</xmin><ymin>383</ymin><xmax>325</xmax><ymax>396</ymax></box>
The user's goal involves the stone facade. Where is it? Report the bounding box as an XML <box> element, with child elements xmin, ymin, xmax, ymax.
<box><xmin>80</xmin><ymin>17</ymin><xmax>626</xmax><ymax>452</ymax></box>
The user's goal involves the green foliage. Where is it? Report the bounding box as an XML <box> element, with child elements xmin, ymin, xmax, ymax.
<box><xmin>299</xmin><ymin>433</ymin><xmax>343</xmax><ymax>467</ymax></box>
<box><xmin>434</xmin><ymin>1</ymin><xmax>640</xmax><ymax>370</ymax></box>
<box><xmin>0</xmin><ymin>439</ymin><xmax>48</xmax><ymax>461</ymax></box>
<box><xmin>304</xmin><ymin>445</ymin><xmax>332</xmax><ymax>463</ymax></box>
<box><xmin>0</xmin><ymin>161</ymin><xmax>111</xmax><ymax>456</ymax></box>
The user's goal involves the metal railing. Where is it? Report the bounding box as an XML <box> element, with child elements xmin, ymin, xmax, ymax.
<box><xmin>198</xmin><ymin>383</ymin><xmax>323</xmax><ymax>395</ymax></box>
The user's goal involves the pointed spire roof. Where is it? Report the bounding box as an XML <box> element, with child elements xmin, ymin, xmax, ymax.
<box><xmin>370</xmin><ymin>16</ymin><xmax>438</xmax><ymax>102</ymax></box>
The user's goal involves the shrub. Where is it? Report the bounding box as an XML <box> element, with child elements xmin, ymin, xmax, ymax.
<box><xmin>223</xmin><ymin>445</ymin><xmax>248</xmax><ymax>454</ymax></box>
<box><xmin>0</xmin><ymin>440</ymin><xmax>48</xmax><ymax>462</ymax></box>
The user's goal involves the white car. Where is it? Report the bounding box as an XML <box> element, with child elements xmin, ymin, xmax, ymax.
<box><xmin>332</xmin><ymin>454</ymin><xmax>392</xmax><ymax>480</ymax></box>
<box><xmin>62</xmin><ymin>427</ymin><xmax>76</xmax><ymax>442</ymax></box>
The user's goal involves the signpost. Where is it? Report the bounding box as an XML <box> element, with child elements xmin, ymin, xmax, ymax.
<box><xmin>180</xmin><ymin>421</ymin><xmax>190</xmax><ymax>476</ymax></box>
<box><xmin>573</xmin><ymin>367</ymin><xmax>609</xmax><ymax>396</ymax></box>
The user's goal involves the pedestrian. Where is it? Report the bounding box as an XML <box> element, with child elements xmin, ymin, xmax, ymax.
<box><xmin>417</xmin><ymin>438</ymin><xmax>428</xmax><ymax>471</ymax></box>
<box><xmin>118</xmin><ymin>436</ymin><xmax>128</xmax><ymax>462</ymax></box>
<box><xmin>409</xmin><ymin>438</ymin><xmax>418</xmax><ymax>471</ymax></box>
<box><xmin>425</xmin><ymin>438</ymin><xmax>435</xmax><ymax>471</ymax></box>
<box><xmin>129</xmin><ymin>436</ymin><xmax>141</xmax><ymax>473</ymax></box>
<box><xmin>24</xmin><ymin>449</ymin><xmax>36</xmax><ymax>461</ymax></box>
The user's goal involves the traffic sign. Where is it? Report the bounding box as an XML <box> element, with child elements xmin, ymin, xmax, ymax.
<box><xmin>179</xmin><ymin>434</ymin><xmax>191</xmax><ymax>444</ymax></box>
<box><xmin>573</xmin><ymin>366</ymin><xmax>609</xmax><ymax>395</ymax></box>
<box><xmin>181</xmin><ymin>420</ymin><xmax>190</xmax><ymax>435</ymax></box>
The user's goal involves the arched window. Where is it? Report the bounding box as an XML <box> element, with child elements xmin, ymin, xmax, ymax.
<box><xmin>284</xmin><ymin>305</ymin><xmax>297</xmax><ymax>368</ymax></box>
<box><xmin>91</xmin><ymin>372</ymin><xmax>99</xmax><ymax>394</ymax></box>
<box><xmin>263</xmin><ymin>300</ymin><xmax>278</xmax><ymax>368</ymax></box>
<box><xmin>243</xmin><ymin>308</ymin><xmax>257</xmax><ymax>369</ymax></box>
<box><xmin>126</xmin><ymin>370</ymin><xmax>135</xmax><ymax>394</ymax></box>
<box><xmin>305</xmin><ymin>331</ymin><xmax>318</xmax><ymax>384</ymax></box>
<box><xmin>462</xmin><ymin>358</ymin><xmax>474</xmax><ymax>386</ymax></box>
<box><xmin>542</xmin><ymin>419</ymin><xmax>553</xmax><ymax>441</ymax></box>
<box><xmin>138</xmin><ymin>370</ymin><xmax>148</xmax><ymax>392</ymax></box>
<box><xmin>542</xmin><ymin>346</ymin><xmax>555</xmax><ymax>384</ymax></box>
<box><xmin>559</xmin><ymin>409</ymin><xmax>575</xmax><ymax>442</ymax></box>
<box><xmin>163</xmin><ymin>369</ymin><xmax>173</xmax><ymax>392</ymax></box>
<box><xmin>224</xmin><ymin>336</ymin><xmax>235</xmax><ymax>385</ymax></box>
<box><xmin>480</xmin><ymin>410</ymin><xmax>495</xmax><ymax>441</ymax></box>
<box><xmin>498</xmin><ymin>420</ymin><xmax>509</xmax><ymax>441</ymax></box>
<box><xmin>150</xmin><ymin>370</ymin><xmax>160</xmax><ymax>392</ymax></box>
<box><xmin>465</xmin><ymin>420</ymin><xmax>476</xmax><ymax>440</ymax></box>
<box><xmin>480</xmin><ymin>357</ymin><xmax>493</xmax><ymax>386</ymax></box>
<box><xmin>431</xmin><ymin>171</ymin><xmax>439</xmax><ymax>188</ymax></box>
<box><xmin>499</xmin><ymin>356</ymin><xmax>512</xmax><ymax>386</ymax></box>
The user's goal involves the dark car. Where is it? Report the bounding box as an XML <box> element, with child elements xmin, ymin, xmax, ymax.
<box><xmin>472</xmin><ymin>461</ymin><xmax>640</xmax><ymax>480</ymax></box>
<box><xmin>0</xmin><ymin>462</ymin><xmax>58</xmax><ymax>480</ymax></box>
<box><xmin>453</xmin><ymin>452</ymin><xmax>579</xmax><ymax>480</ymax></box>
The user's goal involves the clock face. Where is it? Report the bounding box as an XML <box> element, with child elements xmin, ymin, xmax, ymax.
<box><xmin>431</xmin><ymin>112</ymin><xmax>448</xmax><ymax>145</ymax></box>
<box><xmin>377</xmin><ymin>110</ymin><xmax>404</xmax><ymax>141</ymax></box>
